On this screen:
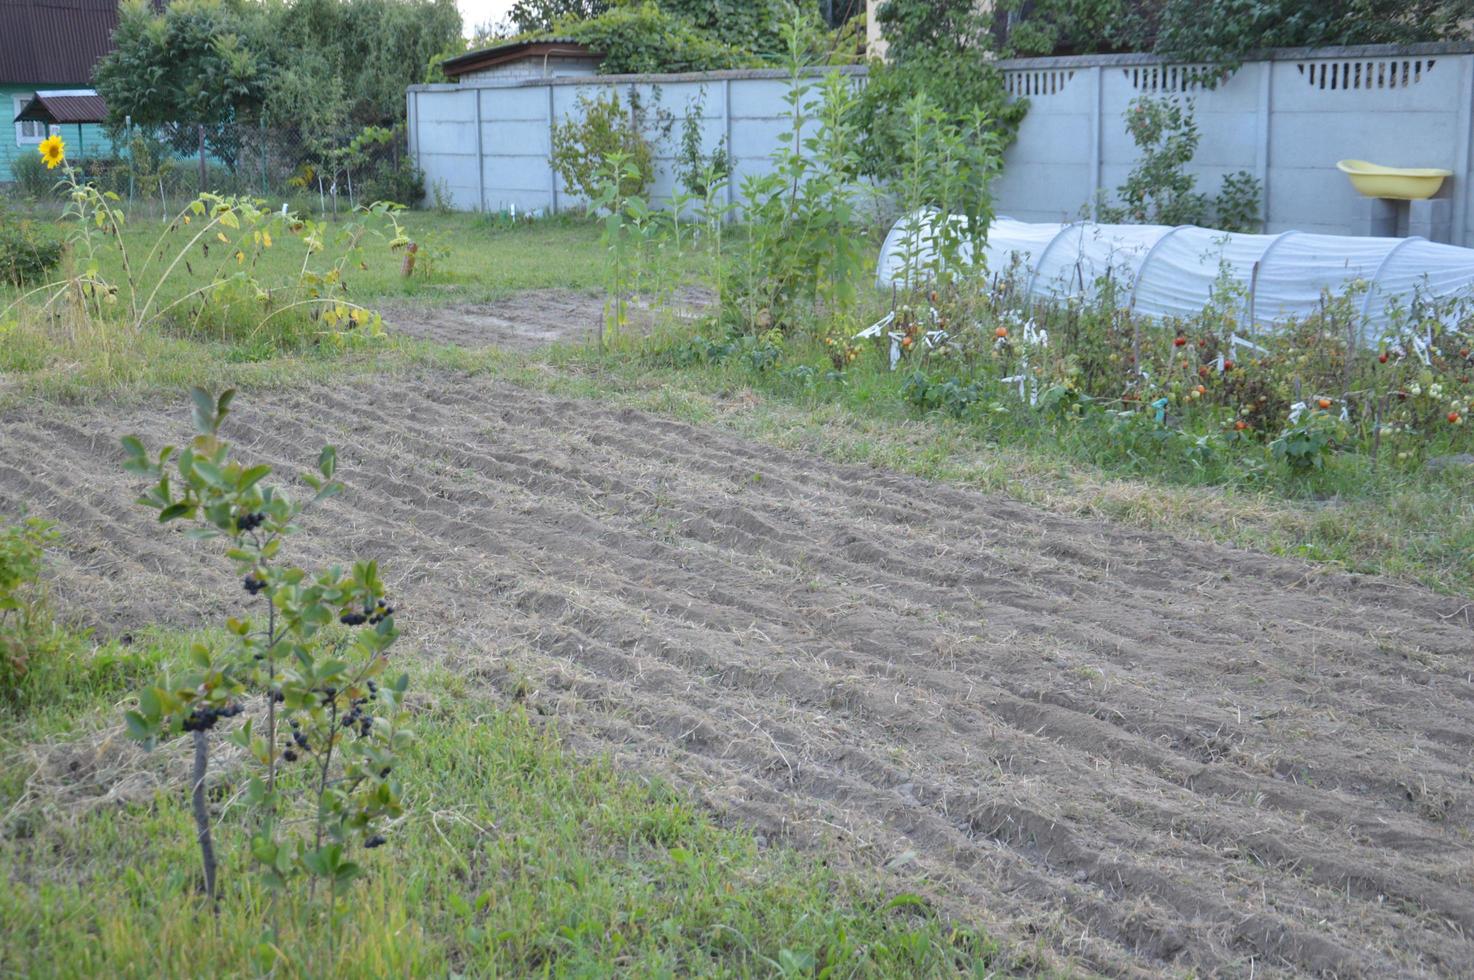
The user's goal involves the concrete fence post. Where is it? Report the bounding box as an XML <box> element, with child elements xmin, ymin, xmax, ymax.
<box><xmin>474</xmin><ymin>88</ymin><xmax>485</xmax><ymax>212</ymax></box>
<box><xmin>1089</xmin><ymin>65</ymin><xmax>1103</xmax><ymax>218</ymax></box>
<box><xmin>724</xmin><ymin>77</ymin><xmax>735</xmax><ymax>213</ymax></box>
<box><xmin>1453</xmin><ymin>55</ymin><xmax>1473</xmax><ymax>246</ymax></box>
<box><xmin>547</xmin><ymin>84</ymin><xmax>559</xmax><ymax>215</ymax></box>
<box><xmin>1255</xmin><ymin>62</ymin><xmax>1272</xmax><ymax>229</ymax></box>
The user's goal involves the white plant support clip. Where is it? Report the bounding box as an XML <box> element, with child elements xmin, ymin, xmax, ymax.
<box><xmin>853</xmin><ymin>311</ymin><xmax>894</xmax><ymax>340</ymax></box>
<box><xmin>1000</xmin><ymin>319</ymin><xmax>1048</xmax><ymax>405</ymax></box>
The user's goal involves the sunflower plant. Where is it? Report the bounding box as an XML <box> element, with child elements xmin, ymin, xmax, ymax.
<box><xmin>2</xmin><ymin>135</ymin><xmax>403</xmax><ymax>348</ymax></box>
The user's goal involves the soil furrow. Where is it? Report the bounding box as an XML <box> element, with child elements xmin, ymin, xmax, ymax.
<box><xmin>4</xmin><ymin>369</ymin><xmax>1473</xmax><ymax>978</ymax></box>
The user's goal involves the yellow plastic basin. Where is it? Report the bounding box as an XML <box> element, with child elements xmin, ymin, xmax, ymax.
<box><xmin>1337</xmin><ymin>159</ymin><xmax>1451</xmax><ymax>201</ymax></box>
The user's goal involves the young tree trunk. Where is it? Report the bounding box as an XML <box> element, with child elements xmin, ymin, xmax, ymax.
<box><xmin>191</xmin><ymin>729</ymin><xmax>219</xmax><ymax>906</ymax></box>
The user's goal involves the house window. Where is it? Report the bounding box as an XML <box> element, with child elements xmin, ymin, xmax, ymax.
<box><xmin>13</xmin><ymin>96</ymin><xmax>45</xmax><ymax>144</ymax></box>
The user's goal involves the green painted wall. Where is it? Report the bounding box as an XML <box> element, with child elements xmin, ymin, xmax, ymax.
<box><xmin>2</xmin><ymin>83</ymin><xmax>116</xmax><ymax>182</ymax></box>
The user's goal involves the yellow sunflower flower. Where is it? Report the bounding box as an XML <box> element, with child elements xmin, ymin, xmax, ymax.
<box><xmin>38</xmin><ymin>135</ymin><xmax>65</xmax><ymax>169</ymax></box>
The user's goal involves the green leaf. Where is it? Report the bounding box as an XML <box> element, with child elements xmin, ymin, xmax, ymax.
<box><xmin>123</xmin><ymin>710</ymin><xmax>154</xmax><ymax>743</ymax></box>
<box><xmin>238</xmin><ymin>464</ymin><xmax>271</xmax><ymax>492</ymax></box>
<box><xmin>137</xmin><ymin>686</ymin><xmax>162</xmax><ymax>720</ymax></box>
<box><xmin>189</xmin><ymin>387</ymin><xmax>216</xmax><ymax>434</ymax></box>
<box><xmin>196</xmin><ymin>461</ymin><xmax>229</xmax><ymax>489</ymax></box>
<box><xmin>318</xmin><ymin>445</ymin><xmax>337</xmax><ymax>480</ymax></box>
<box><xmin>251</xmin><ymin>835</ymin><xmax>278</xmax><ymax>865</ymax></box>
<box><xmin>158</xmin><ymin>503</ymin><xmax>191</xmax><ymax>523</ymax></box>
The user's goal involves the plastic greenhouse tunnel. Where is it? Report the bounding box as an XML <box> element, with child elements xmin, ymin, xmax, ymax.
<box><xmin>877</xmin><ymin>212</ymin><xmax>1474</xmax><ymax>341</ymax></box>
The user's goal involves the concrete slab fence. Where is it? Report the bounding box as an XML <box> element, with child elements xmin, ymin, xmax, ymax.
<box><xmin>407</xmin><ymin>41</ymin><xmax>1474</xmax><ymax>246</ymax></box>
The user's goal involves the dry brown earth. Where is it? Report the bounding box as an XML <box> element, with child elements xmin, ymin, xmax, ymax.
<box><xmin>378</xmin><ymin>287</ymin><xmax>708</xmax><ymax>349</ymax></box>
<box><xmin>2</xmin><ymin>368</ymin><xmax>1472</xmax><ymax>977</ymax></box>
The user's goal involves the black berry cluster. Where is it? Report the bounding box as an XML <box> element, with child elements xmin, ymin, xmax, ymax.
<box><xmin>339</xmin><ymin>695</ymin><xmax>374</xmax><ymax>738</ymax></box>
<box><xmin>236</xmin><ymin>511</ymin><xmax>266</xmax><ymax>533</ymax></box>
<box><xmin>364</xmin><ymin>834</ymin><xmax>386</xmax><ymax>849</ymax></box>
<box><xmin>339</xmin><ymin>598</ymin><xmax>395</xmax><ymax>628</ymax></box>
<box><xmin>242</xmin><ymin>574</ymin><xmax>267</xmax><ymax>595</ymax></box>
<box><xmin>182</xmin><ymin>700</ymin><xmax>244</xmax><ymax>732</ymax></box>
<box><xmin>368</xmin><ymin>599</ymin><xmax>394</xmax><ymax>625</ymax></box>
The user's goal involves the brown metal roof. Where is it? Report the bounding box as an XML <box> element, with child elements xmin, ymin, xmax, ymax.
<box><xmin>13</xmin><ymin>91</ymin><xmax>108</xmax><ymax>123</ymax></box>
<box><xmin>0</xmin><ymin>0</ymin><xmax>120</xmax><ymax>86</ymax></box>
<box><xmin>439</xmin><ymin>37</ymin><xmax>597</xmax><ymax>78</ymax></box>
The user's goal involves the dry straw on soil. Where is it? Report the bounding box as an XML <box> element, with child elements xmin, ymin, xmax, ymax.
<box><xmin>3</xmin><ymin>371</ymin><xmax>1472</xmax><ymax>977</ymax></box>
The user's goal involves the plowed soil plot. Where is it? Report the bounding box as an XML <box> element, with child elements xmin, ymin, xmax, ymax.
<box><xmin>379</xmin><ymin>287</ymin><xmax>710</xmax><ymax>348</ymax></box>
<box><xmin>3</xmin><ymin>373</ymin><xmax>1473</xmax><ymax>977</ymax></box>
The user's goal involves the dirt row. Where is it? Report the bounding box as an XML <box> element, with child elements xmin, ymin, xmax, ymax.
<box><xmin>378</xmin><ymin>287</ymin><xmax>709</xmax><ymax>349</ymax></box>
<box><xmin>2</xmin><ymin>372</ymin><xmax>1472</xmax><ymax>977</ymax></box>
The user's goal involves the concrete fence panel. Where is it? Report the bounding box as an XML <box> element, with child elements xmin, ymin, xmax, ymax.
<box><xmin>408</xmin><ymin>43</ymin><xmax>1474</xmax><ymax>246</ymax></box>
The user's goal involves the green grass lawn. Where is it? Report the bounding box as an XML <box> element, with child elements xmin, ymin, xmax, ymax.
<box><xmin>3</xmin><ymin>208</ymin><xmax>609</xmax><ymax>306</ymax></box>
<box><xmin>0</xmin><ymin>631</ymin><xmax>998</xmax><ymax>978</ymax></box>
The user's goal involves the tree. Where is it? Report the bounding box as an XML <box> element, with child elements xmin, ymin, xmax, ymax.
<box><xmin>1152</xmin><ymin>0</ymin><xmax>1474</xmax><ymax>64</ymax></box>
<box><xmin>994</xmin><ymin>0</ymin><xmax>1151</xmax><ymax>56</ymax></box>
<box><xmin>95</xmin><ymin>0</ymin><xmax>464</xmax><ymax>141</ymax></box>
<box><xmin>509</xmin><ymin>0</ymin><xmax>611</xmax><ymax>33</ymax></box>
<box><xmin>857</xmin><ymin>1</ymin><xmax>1023</xmax><ymax>189</ymax></box>
<box><xmin>993</xmin><ymin>0</ymin><xmax>1474</xmax><ymax>62</ymax></box>
<box><xmin>94</xmin><ymin>0</ymin><xmax>266</xmax><ymax>129</ymax></box>
<box><xmin>872</xmin><ymin>0</ymin><xmax>995</xmax><ymax>57</ymax></box>
<box><xmin>94</xmin><ymin>0</ymin><xmax>267</xmax><ymax>165</ymax></box>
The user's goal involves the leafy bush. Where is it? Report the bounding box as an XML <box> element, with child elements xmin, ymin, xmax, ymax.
<box><xmin>0</xmin><ymin>516</ymin><xmax>61</xmax><ymax>694</ymax></box>
<box><xmin>1153</xmin><ymin>0</ymin><xmax>1473</xmax><ymax>67</ymax></box>
<box><xmin>567</xmin><ymin>2</ymin><xmax>754</xmax><ymax>74</ymax></box>
<box><xmin>856</xmin><ymin>0</ymin><xmax>1025</xmax><ymax>185</ymax></box>
<box><xmin>673</xmin><ymin>87</ymin><xmax>730</xmax><ymax>198</ymax></box>
<box><xmin>0</xmin><ymin>208</ymin><xmax>65</xmax><ymax>286</ymax></box>
<box><xmin>355</xmin><ymin>157</ymin><xmax>424</xmax><ymax>208</ymax></box>
<box><xmin>552</xmin><ymin>89</ymin><xmax>657</xmax><ymax>204</ymax></box>
<box><xmin>122</xmin><ymin>388</ymin><xmax>411</xmax><ymax>913</ymax></box>
<box><xmin>1101</xmin><ymin>95</ymin><xmax>1261</xmax><ymax>231</ymax></box>
<box><xmin>727</xmin><ymin>24</ymin><xmax>866</xmax><ymax>332</ymax></box>
<box><xmin>660</xmin><ymin>0</ymin><xmax>821</xmax><ymax>62</ymax></box>
<box><xmin>902</xmin><ymin>371</ymin><xmax>986</xmax><ymax>418</ymax></box>
<box><xmin>9</xmin><ymin>150</ymin><xmax>56</xmax><ymax>199</ymax></box>
<box><xmin>1271</xmin><ymin>409</ymin><xmax>1344</xmax><ymax>473</ymax></box>
<box><xmin>887</xmin><ymin>92</ymin><xmax>1003</xmax><ymax>290</ymax></box>
<box><xmin>1213</xmin><ymin>170</ymin><xmax>1263</xmax><ymax>234</ymax></box>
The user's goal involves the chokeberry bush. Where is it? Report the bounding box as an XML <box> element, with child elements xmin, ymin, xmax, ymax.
<box><xmin>121</xmin><ymin>387</ymin><xmax>410</xmax><ymax>914</ymax></box>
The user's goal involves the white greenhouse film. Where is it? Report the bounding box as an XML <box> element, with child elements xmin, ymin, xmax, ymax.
<box><xmin>876</xmin><ymin>211</ymin><xmax>1474</xmax><ymax>339</ymax></box>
